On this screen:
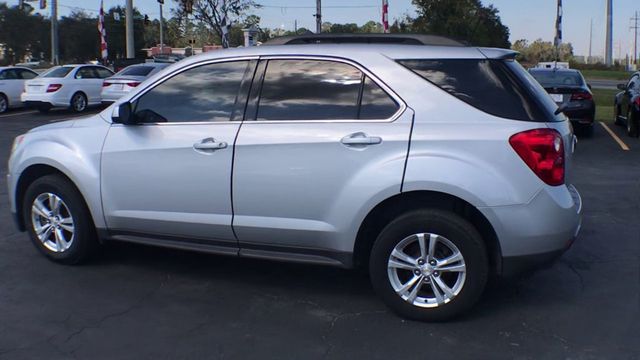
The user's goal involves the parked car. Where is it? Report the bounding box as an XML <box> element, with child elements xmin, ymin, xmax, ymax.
<box><xmin>21</xmin><ymin>64</ymin><xmax>114</xmax><ymax>113</ymax></box>
<box><xmin>7</xmin><ymin>35</ymin><xmax>582</xmax><ymax>321</ymax></box>
<box><xmin>529</xmin><ymin>68</ymin><xmax>595</xmax><ymax>135</ymax></box>
<box><xmin>101</xmin><ymin>63</ymin><xmax>170</xmax><ymax>103</ymax></box>
<box><xmin>614</xmin><ymin>71</ymin><xmax>640</xmax><ymax>137</ymax></box>
<box><xmin>0</xmin><ymin>66</ymin><xmax>38</xmax><ymax>113</ymax></box>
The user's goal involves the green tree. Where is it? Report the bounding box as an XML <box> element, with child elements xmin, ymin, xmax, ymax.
<box><xmin>0</xmin><ymin>3</ymin><xmax>49</xmax><ymax>65</ymax></box>
<box><xmin>406</xmin><ymin>0</ymin><xmax>510</xmax><ymax>48</ymax></box>
<box><xmin>512</xmin><ymin>38</ymin><xmax>574</xmax><ymax>64</ymax></box>
<box><xmin>58</xmin><ymin>11</ymin><xmax>99</xmax><ymax>63</ymax></box>
<box><xmin>172</xmin><ymin>0</ymin><xmax>259</xmax><ymax>48</ymax></box>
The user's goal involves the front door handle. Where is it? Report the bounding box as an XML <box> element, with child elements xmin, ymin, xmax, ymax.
<box><xmin>341</xmin><ymin>132</ymin><xmax>382</xmax><ymax>146</ymax></box>
<box><xmin>193</xmin><ymin>137</ymin><xmax>227</xmax><ymax>152</ymax></box>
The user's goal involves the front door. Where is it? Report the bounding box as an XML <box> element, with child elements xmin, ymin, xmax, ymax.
<box><xmin>101</xmin><ymin>59</ymin><xmax>254</xmax><ymax>244</ymax></box>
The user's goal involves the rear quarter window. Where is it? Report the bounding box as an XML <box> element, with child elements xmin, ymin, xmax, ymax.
<box><xmin>398</xmin><ymin>59</ymin><xmax>558</xmax><ymax>122</ymax></box>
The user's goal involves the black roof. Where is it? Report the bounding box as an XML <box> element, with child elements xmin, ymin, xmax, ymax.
<box><xmin>264</xmin><ymin>33</ymin><xmax>465</xmax><ymax>47</ymax></box>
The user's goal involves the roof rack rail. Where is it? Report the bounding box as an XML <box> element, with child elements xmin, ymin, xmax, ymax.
<box><xmin>264</xmin><ymin>33</ymin><xmax>465</xmax><ymax>47</ymax></box>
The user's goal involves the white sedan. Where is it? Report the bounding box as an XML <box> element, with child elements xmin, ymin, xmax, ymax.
<box><xmin>0</xmin><ymin>67</ymin><xmax>39</xmax><ymax>113</ymax></box>
<box><xmin>21</xmin><ymin>64</ymin><xmax>114</xmax><ymax>113</ymax></box>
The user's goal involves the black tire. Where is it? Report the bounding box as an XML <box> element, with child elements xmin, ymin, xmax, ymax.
<box><xmin>627</xmin><ymin>110</ymin><xmax>639</xmax><ymax>138</ymax></box>
<box><xmin>369</xmin><ymin>209</ymin><xmax>488</xmax><ymax>321</ymax></box>
<box><xmin>614</xmin><ymin>105</ymin><xmax>622</xmax><ymax>126</ymax></box>
<box><xmin>37</xmin><ymin>104</ymin><xmax>51</xmax><ymax>114</ymax></box>
<box><xmin>70</xmin><ymin>92</ymin><xmax>87</xmax><ymax>113</ymax></box>
<box><xmin>23</xmin><ymin>174</ymin><xmax>99</xmax><ymax>264</ymax></box>
<box><xmin>0</xmin><ymin>94</ymin><xmax>8</xmax><ymax>114</ymax></box>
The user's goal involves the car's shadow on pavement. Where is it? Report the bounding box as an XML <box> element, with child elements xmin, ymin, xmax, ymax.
<box><xmin>87</xmin><ymin>239</ymin><xmax>560</xmax><ymax>322</ymax></box>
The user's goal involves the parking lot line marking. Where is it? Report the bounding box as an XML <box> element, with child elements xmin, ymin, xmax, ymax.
<box><xmin>599</xmin><ymin>122</ymin><xmax>630</xmax><ymax>151</ymax></box>
<box><xmin>0</xmin><ymin>110</ymin><xmax>38</xmax><ymax>118</ymax></box>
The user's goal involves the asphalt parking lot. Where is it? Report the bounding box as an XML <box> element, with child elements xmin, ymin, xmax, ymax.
<box><xmin>0</xmin><ymin>108</ymin><xmax>638</xmax><ymax>359</ymax></box>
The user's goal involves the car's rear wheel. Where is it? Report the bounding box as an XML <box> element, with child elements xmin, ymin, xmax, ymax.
<box><xmin>369</xmin><ymin>209</ymin><xmax>488</xmax><ymax>321</ymax></box>
<box><xmin>627</xmin><ymin>110</ymin><xmax>638</xmax><ymax>137</ymax></box>
<box><xmin>23</xmin><ymin>174</ymin><xmax>98</xmax><ymax>264</ymax></box>
<box><xmin>0</xmin><ymin>94</ymin><xmax>8</xmax><ymax>113</ymax></box>
<box><xmin>70</xmin><ymin>92</ymin><xmax>87</xmax><ymax>113</ymax></box>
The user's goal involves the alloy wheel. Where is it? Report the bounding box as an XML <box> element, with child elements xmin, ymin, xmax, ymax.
<box><xmin>0</xmin><ymin>96</ymin><xmax>7</xmax><ymax>113</ymax></box>
<box><xmin>387</xmin><ymin>232</ymin><xmax>466</xmax><ymax>308</ymax></box>
<box><xmin>72</xmin><ymin>94</ymin><xmax>86</xmax><ymax>112</ymax></box>
<box><xmin>30</xmin><ymin>192</ymin><xmax>75</xmax><ymax>252</ymax></box>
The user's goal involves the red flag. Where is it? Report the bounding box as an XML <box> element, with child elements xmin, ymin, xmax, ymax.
<box><xmin>382</xmin><ymin>0</ymin><xmax>389</xmax><ymax>33</ymax></box>
<box><xmin>98</xmin><ymin>0</ymin><xmax>108</xmax><ymax>62</ymax></box>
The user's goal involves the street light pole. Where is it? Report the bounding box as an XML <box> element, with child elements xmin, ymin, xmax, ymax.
<box><xmin>51</xmin><ymin>0</ymin><xmax>59</xmax><ymax>65</ymax></box>
<box><xmin>159</xmin><ymin>0</ymin><xmax>164</xmax><ymax>54</ymax></box>
<box><xmin>126</xmin><ymin>0</ymin><xmax>134</xmax><ymax>58</ymax></box>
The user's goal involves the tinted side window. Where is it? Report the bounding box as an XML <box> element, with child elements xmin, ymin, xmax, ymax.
<box><xmin>76</xmin><ymin>67</ymin><xmax>95</xmax><ymax>79</ymax></box>
<box><xmin>19</xmin><ymin>69</ymin><xmax>38</xmax><ymax>79</ymax></box>
<box><xmin>0</xmin><ymin>70</ymin><xmax>19</xmax><ymax>79</ymax></box>
<box><xmin>398</xmin><ymin>59</ymin><xmax>548</xmax><ymax>122</ymax></box>
<box><xmin>628</xmin><ymin>75</ymin><xmax>639</xmax><ymax>90</ymax></box>
<box><xmin>96</xmin><ymin>67</ymin><xmax>114</xmax><ymax>78</ymax></box>
<box><xmin>359</xmin><ymin>76</ymin><xmax>399</xmax><ymax>119</ymax></box>
<box><xmin>257</xmin><ymin>59</ymin><xmax>362</xmax><ymax>120</ymax></box>
<box><xmin>133</xmin><ymin>61</ymin><xmax>248</xmax><ymax>123</ymax></box>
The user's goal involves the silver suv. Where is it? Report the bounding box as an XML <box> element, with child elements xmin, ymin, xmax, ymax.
<box><xmin>7</xmin><ymin>35</ymin><xmax>582</xmax><ymax>321</ymax></box>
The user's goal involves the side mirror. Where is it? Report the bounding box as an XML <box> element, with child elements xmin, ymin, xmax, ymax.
<box><xmin>617</xmin><ymin>83</ymin><xmax>627</xmax><ymax>91</ymax></box>
<box><xmin>112</xmin><ymin>102</ymin><xmax>135</xmax><ymax>125</ymax></box>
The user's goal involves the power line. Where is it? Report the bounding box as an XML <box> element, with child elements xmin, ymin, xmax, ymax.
<box><xmin>259</xmin><ymin>4</ymin><xmax>377</xmax><ymax>9</ymax></box>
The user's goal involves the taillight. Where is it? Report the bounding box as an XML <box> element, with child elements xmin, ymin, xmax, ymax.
<box><xmin>46</xmin><ymin>84</ymin><xmax>62</xmax><ymax>92</ymax></box>
<box><xmin>126</xmin><ymin>82</ymin><xmax>141</xmax><ymax>87</ymax></box>
<box><xmin>570</xmin><ymin>92</ymin><xmax>592</xmax><ymax>101</ymax></box>
<box><xmin>509</xmin><ymin>129</ymin><xmax>565</xmax><ymax>186</ymax></box>
<box><xmin>102</xmin><ymin>82</ymin><xmax>112</xmax><ymax>87</ymax></box>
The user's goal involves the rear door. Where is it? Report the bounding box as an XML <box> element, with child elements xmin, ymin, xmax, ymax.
<box><xmin>232</xmin><ymin>57</ymin><xmax>412</xmax><ymax>255</ymax></box>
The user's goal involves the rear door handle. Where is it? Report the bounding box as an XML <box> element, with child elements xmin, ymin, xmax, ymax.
<box><xmin>193</xmin><ymin>137</ymin><xmax>227</xmax><ymax>152</ymax></box>
<box><xmin>341</xmin><ymin>132</ymin><xmax>382</xmax><ymax>146</ymax></box>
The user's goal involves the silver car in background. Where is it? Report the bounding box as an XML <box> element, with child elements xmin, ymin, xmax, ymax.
<box><xmin>101</xmin><ymin>63</ymin><xmax>170</xmax><ymax>103</ymax></box>
<box><xmin>7</xmin><ymin>35</ymin><xmax>581</xmax><ymax>321</ymax></box>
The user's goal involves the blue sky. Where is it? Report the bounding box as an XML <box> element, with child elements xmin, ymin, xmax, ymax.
<box><xmin>24</xmin><ymin>0</ymin><xmax>640</xmax><ymax>58</ymax></box>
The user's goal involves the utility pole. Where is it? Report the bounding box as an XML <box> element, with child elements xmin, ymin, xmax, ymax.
<box><xmin>51</xmin><ymin>0</ymin><xmax>59</xmax><ymax>65</ymax></box>
<box><xmin>632</xmin><ymin>11</ymin><xmax>639</xmax><ymax>67</ymax></box>
<box><xmin>159</xmin><ymin>0</ymin><xmax>164</xmax><ymax>54</ymax></box>
<box><xmin>553</xmin><ymin>0</ymin><xmax>562</xmax><ymax>63</ymax></box>
<box><xmin>126</xmin><ymin>0</ymin><xmax>135</xmax><ymax>58</ymax></box>
<box><xmin>587</xmin><ymin>18</ymin><xmax>593</xmax><ymax>64</ymax></box>
<box><xmin>605</xmin><ymin>0</ymin><xmax>613</xmax><ymax>66</ymax></box>
<box><xmin>314</xmin><ymin>0</ymin><xmax>321</xmax><ymax>34</ymax></box>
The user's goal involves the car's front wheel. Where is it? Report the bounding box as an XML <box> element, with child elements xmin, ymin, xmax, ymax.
<box><xmin>369</xmin><ymin>209</ymin><xmax>488</xmax><ymax>321</ymax></box>
<box><xmin>23</xmin><ymin>174</ymin><xmax>98</xmax><ymax>264</ymax></box>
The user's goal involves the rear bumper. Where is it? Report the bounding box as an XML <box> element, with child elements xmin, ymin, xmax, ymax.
<box><xmin>21</xmin><ymin>92</ymin><xmax>69</xmax><ymax>107</ymax></box>
<box><xmin>480</xmin><ymin>184</ymin><xmax>582</xmax><ymax>277</ymax></box>
<box><xmin>101</xmin><ymin>89</ymin><xmax>131</xmax><ymax>103</ymax></box>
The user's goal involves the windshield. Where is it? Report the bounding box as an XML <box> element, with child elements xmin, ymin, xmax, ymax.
<box><xmin>41</xmin><ymin>66</ymin><xmax>74</xmax><ymax>78</ymax></box>
<box><xmin>529</xmin><ymin>71</ymin><xmax>584</xmax><ymax>87</ymax></box>
<box><xmin>117</xmin><ymin>66</ymin><xmax>155</xmax><ymax>77</ymax></box>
